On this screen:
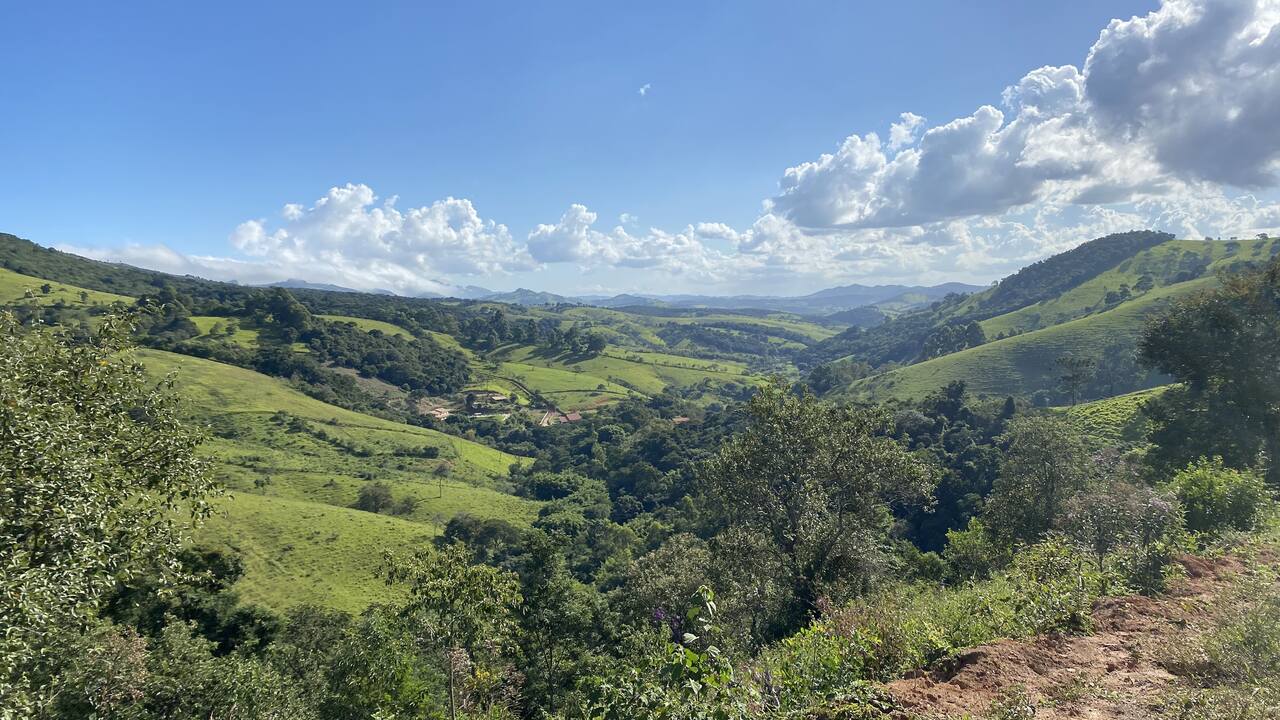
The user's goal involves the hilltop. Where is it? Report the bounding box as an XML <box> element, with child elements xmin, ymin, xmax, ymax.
<box><xmin>814</xmin><ymin>231</ymin><xmax>1280</xmax><ymax>404</ymax></box>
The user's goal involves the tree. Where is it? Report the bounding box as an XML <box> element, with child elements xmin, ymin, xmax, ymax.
<box><xmin>383</xmin><ymin>544</ymin><xmax>522</xmax><ymax>720</ymax></box>
<box><xmin>1056</xmin><ymin>353</ymin><xmax>1096</xmax><ymax>405</ymax></box>
<box><xmin>1093</xmin><ymin>341</ymin><xmax>1144</xmax><ymax>397</ymax></box>
<box><xmin>0</xmin><ymin>313</ymin><xmax>216</xmax><ymax>713</ymax></box>
<box><xmin>1139</xmin><ymin>257</ymin><xmax>1280</xmax><ymax>483</ymax></box>
<box><xmin>353</xmin><ymin>481</ymin><xmax>395</xmax><ymax>513</ymax></box>
<box><xmin>983</xmin><ymin>415</ymin><xmax>1090</xmax><ymax>546</ymax></box>
<box><xmin>700</xmin><ymin>380</ymin><xmax>933</xmax><ymax>638</ymax></box>
<box><xmin>584</xmin><ymin>332</ymin><xmax>608</xmax><ymax>356</ymax></box>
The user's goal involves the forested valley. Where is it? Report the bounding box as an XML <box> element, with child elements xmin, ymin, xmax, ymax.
<box><xmin>3</xmin><ymin>232</ymin><xmax>1280</xmax><ymax>720</ymax></box>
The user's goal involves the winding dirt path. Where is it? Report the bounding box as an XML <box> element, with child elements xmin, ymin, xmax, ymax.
<box><xmin>886</xmin><ymin>554</ymin><xmax>1262</xmax><ymax>719</ymax></box>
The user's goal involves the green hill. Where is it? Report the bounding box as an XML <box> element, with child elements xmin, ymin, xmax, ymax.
<box><xmin>1054</xmin><ymin>386</ymin><xmax>1168</xmax><ymax>447</ymax></box>
<box><xmin>0</xmin><ymin>266</ymin><xmax>131</xmax><ymax>306</ymax></box>
<box><xmin>139</xmin><ymin>349</ymin><xmax>538</xmax><ymax>610</ymax></box>
<box><xmin>317</xmin><ymin>314</ymin><xmax>413</xmax><ymax>338</ymax></box>
<box><xmin>474</xmin><ymin>343</ymin><xmax>759</xmax><ymax>411</ymax></box>
<box><xmin>848</xmin><ymin>277</ymin><xmax>1212</xmax><ymax>401</ymax></box>
<box><xmin>981</xmin><ymin>237</ymin><xmax>1280</xmax><ymax>338</ymax></box>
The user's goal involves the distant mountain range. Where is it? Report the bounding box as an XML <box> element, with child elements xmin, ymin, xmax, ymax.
<box><xmin>267</xmin><ymin>279</ymin><xmax>396</xmax><ymax>295</ymax></box>
<box><xmin>456</xmin><ymin>282</ymin><xmax>984</xmax><ymax>318</ymax></box>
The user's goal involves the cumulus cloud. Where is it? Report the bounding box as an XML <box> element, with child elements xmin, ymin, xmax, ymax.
<box><xmin>772</xmin><ymin>1</ymin><xmax>1280</xmax><ymax>230</ymax></box>
<box><xmin>888</xmin><ymin>112</ymin><xmax>925</xmax><ymax>150</ymax></box>
<box><xmin>64</xmin><ymin>1</ymin><xmax>1280</xmax><ymax>295</ymax></box>
<box><xmin>527</xmin><ymin>204</ymin><xmax>734</xmax><ymax>280</ymax></box>
<box><xmin>69</xmin><ymin>184</ymin><xmax>537</xmax><ymax>296</ymax></box>
<box><xmin>749</xmin><ymin>0</ymin><xmax>1280</xmax><ymax>287</ymax></box>
<box><xmin>1085</xmin><ymin>0</ymin><xmax>1280</xmax><ymax>188</ymax></box>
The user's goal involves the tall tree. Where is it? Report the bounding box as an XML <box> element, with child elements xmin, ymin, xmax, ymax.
<box><xmin>1056</xmin><ymin>353</ymin><xmax>1097</xmax><ymax>406</ymax></box>
<box><xmin>0</xmin><ymin>313</ymin><xmax>216</xmax><ymax>713</ymax></box>
<box><xmin>983</xmin><ymin>415</ymin><xmax>1091</xmax><ymax>546</ymax></box>
<box><xmin>700</xmin><ymin>381</ymin><xmax>933</xmax><ymax>639</ymax></box>
<box><xmin>1139</xmin><ymin>257</ymin><xmax>1280</xmax><ymax>484</ymax></box>
<box><xmin>383</xmin><ymin>544</ymin><xmax>522</xmax><ymax>720</ymax></box>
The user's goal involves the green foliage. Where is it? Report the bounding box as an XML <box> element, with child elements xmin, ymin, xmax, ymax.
<box><xmin>1159</xmin><ymin>568</ymin><xmax>1280</xmax><ymax>720</ymax></box>
<box><xmin>1005</xmin><ymin>537</ymin><xmax>1098</xmax><ymax>635</ymax></box>
<box><xmin>0</xmin><ymin>314</ymin><xmax>216</xmax><ymax>714</ymax></box>
<box><xmin>701</xmin><ymin>380</ymin><xmax>934</xmax><ymax>640</ymax></box>
<box><xmin>1166</xmin><ymin>459</ymin><xmax>1272</xmax><ymax>537</ymax></box>
<box><xmin>943</xmin><ymin>518</ymin><xmax>1005</xmax><ymax>581</ymax></box>
<box><xmin>383</xmin><ymin>543</ymin><xmax>523</xmax><ymax>720</ymax></box>
<box><xmin>569</xmin><ymin>587</ymin><xmax>756</xmax><ymax>720</ymax></box>
<box><xmin>47</xmin><ymin>621</ymin><xmax>316</xmax><ymax>720</ymax></box>
<box><xmin>984</xmin><ymin>415</ymin><xmax>1091</xmax><ymax>546</ymax></box>
<box><xmin>1140</xmin><ymin>256</ymin><xmax>1280</xmax><ymax>483</ymax></box>
<box><xmin>987</xmin><ymin>685</ymin><xmax>1037</xmax><ymax>720</ymax></box>
<box><xmin>1061</xmin><ymin>479</ymin><xmax>1188</xmax><ymax>595</ymax></box>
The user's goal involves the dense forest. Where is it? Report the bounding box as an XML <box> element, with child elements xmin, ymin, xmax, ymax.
<box><xmin>4</xmin><ymin>247</ymin><xmax>1279</xmax><ymax>718</ymax></box>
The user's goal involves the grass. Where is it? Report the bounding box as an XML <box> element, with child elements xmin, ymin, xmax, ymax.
<box><xmin>196</xmin><ymin>492</ymin><xmax>427</xmax><ymax>612</ymax></box>
<box><xmin>317</xmin><ymin>314</ymin><xmax>413</xmax><ymax>338</ymax></box>
<box><xmin>476</xmin><ymin>343</ymin><xmax>761</xmax><ymax>410</ymax></box>
<box><xmin>1054</xmin><ymin>386</ymin><xmax>1168</xmax><ymax>446</ymax></box>
<box><xmin>189</xmin><ymin>315</ymin><xmax>261</xmax><ymax>347</ymax></box>
<box><xmin>851</xmin><ymin>276</ymin><xmax>1215</xmax><ymax>401</ymax></box>
<box><xmin>979</xmin><ymin>238</ymin><xmax>1280</xmax><ymax>338</ymax></box>
<box><xmin>0</xmin><ymin>266</ymin><xmax>132</xmax><ymax>306</ymax></box>
<box><xmin>138</xmin><ymin>349</ymin><xmax>540</xmax><ymax>611</ymax></box>
<box><xmin>141</xmin><ymin>349</ymin><xmax>524</xmax><ymax>484</ymax></box>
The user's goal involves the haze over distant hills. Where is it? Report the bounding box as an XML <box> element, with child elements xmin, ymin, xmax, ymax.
<box><xmin>432</xmin><ymin>281</ymin><xmax>984</xmax><ymax>318</ymax></box>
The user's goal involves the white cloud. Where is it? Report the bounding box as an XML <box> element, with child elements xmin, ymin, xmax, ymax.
<box><xmin>1085</xmin><ymin>0</ymin><xmax>1280</xmax><ymax>188</ymax></box>
<box><xmin>751</xmin><ymin>0</ymin><xmax>1280</xmax><ymax>286</ymax></box>
<box><xmin>527</xmin><ymin>204</ymin><xmax>733</xmax><ymax>280</ymax></box>
<box><xmin>888</xmin><ymin>112</ymin><xmax>925</xmax><ymax>150</ymax></box>
<box><xmin>59</xmin><ymin>1</ymin><xmax>1280</xmax><ymax>295</ymax></box>
<box><xmin>69</xmin><ymin>184</ymin><xmax>536</xmax><ymax>296</ymax></box>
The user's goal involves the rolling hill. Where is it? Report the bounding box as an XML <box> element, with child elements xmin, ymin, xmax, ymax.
<box><xmin>141</xmin><ymin>348</ymin><xmax>538</xmax><ymax>610</ymax></box>
<box><xmin>827</xmin><ymin>233</ymin><xmax>1280</xmax><ymax>402</ymax></box>
<box><xmin>847</xmin><ymin>276</ymin><xmax>1210</xmax><ymax>401</ymax></box>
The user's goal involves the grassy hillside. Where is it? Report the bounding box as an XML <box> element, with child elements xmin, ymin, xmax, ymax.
<box><xmin>318</xmin><ymin>313</ymin><xmax>413</xmax><ymax>338</ymax></box>
<box><xmin>849</xmin><ymin>277</ymin><xmax>1212</xmax><ymax>401</ymax></box>
<box><xmin>1055</xmin><ymin>385</ymin><xmax>1168</xmax><ymax>447</ymax></box>
<box><xmin>139</xmin><ymin>349</ymin><xmax>539</xmax><ymax>610</ymax></box>
<box><xmin>189</xmin><ymin>315</ymin><xmax>262</xmax><ymax>347</ymax></box>
<box><xmin>981</xmin><ymin>238</ymin><xmax>1280</xmax><ymax>337</ymax></box>
<box><xmin>474</xmin><ymin>343</ymin><xmax>760</xmax><ymax>410</ymax></box>
<box><xmin>197</xmin><ymin>492</ymin><xmax>426</xmax><ymax>612</ymax></box>
<box><xmin>0</xmin><ymin>266</ymin><xmax>131</xmax><ymax>306</ymax></box>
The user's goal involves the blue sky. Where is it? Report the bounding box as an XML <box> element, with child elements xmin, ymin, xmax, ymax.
<box><xmin>2</xmin><ymin>1</ymin><xmax>1278</xmax><ymax>296</ymax></box>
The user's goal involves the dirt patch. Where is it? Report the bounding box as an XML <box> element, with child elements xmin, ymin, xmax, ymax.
<box><xmin>886</xmin><ymin>555</ymin><xmax>1244</xmax><ymax>719</ymax></box>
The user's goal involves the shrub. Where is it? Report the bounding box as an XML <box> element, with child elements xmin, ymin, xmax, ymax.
<box><xmin>353</xmin><ymin>481</ymin><xmax>394</xmax><ymax>513</ymax></box>
<box><xmin>1060</xmin><ymin>480</ymin><xmax>1188</xmax><ymax>595</ymax></box>
<box><xmin>1005</xmin><ymin>537</ymin><xmax>1098</xmax><ymax>635</ymax></box>
<box><xmin>943</xmin><ymin>517</ymin><xmax>1004</xmax><ymax>581</ymax></box>
<box><xmin>1166</xmin><ymin>459</ymin><xmax>1271</xmax><ymax>536</ymax></box>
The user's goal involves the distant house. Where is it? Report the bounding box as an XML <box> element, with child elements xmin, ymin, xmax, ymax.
<box><xmin>559</xmin><ymin>411</ymin><xmax>583</xmax><ymax>423</ymax></box>
<box><xmin>672</xmin><ymin>416</ymin><xmax>690</xmax><ymax>424</ymax></box>
<box><xmin>428</xmin><ymin>407</ymin><xmax>451</xmax><ymax>420</ymax></box>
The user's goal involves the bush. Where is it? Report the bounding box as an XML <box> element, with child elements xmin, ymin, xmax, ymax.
<box><xmin>353</xmin><ymin>481</ymin><xmax>394</xmax><ymax>513</ymax></box>
<box><xmin>1060</xmin><ymin>480</ymin><xmax>1189</xmax><ymax>595</ymax></box>
<box><xmin>1166</xmin><ymin>459</ymin><xmax>1271</xmax><ymax>536</ymax></box>
<box><xmin>943</xmin><ymin>517</ymin><xmax>1005</xmax><ymax>581</ymax></box>
<box><xmin>1005</xmin><ymin>537</ymin><xmax>1098</xmax><ymax>635</ymax></box>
